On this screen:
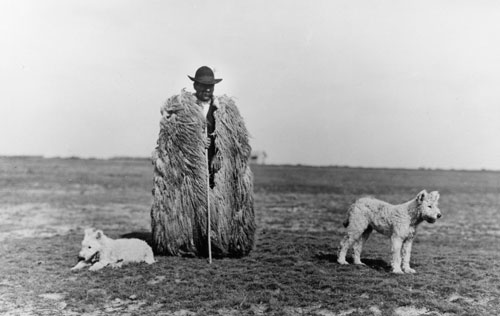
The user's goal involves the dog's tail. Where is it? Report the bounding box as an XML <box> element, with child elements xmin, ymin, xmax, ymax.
<box><xmin>342</xmin><ymin>204</ymin><xmax>356</xmax><ymax>228</ymax></box>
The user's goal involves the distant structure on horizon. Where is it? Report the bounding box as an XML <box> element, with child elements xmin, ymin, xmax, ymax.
<box><xmin>250</xmin><ymin>150</ymin><xmax>267</xmax><ymax>165</ymax></box>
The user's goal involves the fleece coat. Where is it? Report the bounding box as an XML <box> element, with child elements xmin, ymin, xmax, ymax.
<box><xmin>151</xmin><ymin>89</ymin><xmax>255</xmax><ymax>257</ymax></box>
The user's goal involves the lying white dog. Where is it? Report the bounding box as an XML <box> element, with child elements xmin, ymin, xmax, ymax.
<box><xmin>337</xmin><ymin>190</ymin><xmax>441</xmax><ymax>274</ymax></box>
<box><xmin>71</xmin><ymin>228</ymin><xmax>155</xmax><ymax>271</ymax></box>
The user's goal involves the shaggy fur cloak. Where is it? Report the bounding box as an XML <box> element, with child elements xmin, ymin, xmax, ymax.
<box><xmin>151</xmin><ymin>89</ymin><xmax>255</xmax><ymax>257</ymax></box>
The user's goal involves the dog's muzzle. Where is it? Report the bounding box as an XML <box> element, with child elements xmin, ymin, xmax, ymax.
<box><xmin>426</xmin><ymin>216</ymin><xmax>441</xmax><ymax>223</ymax></box>
<box><xmin>78</xmin><ymin>252</ymin><xmax>100</xmax><ymax>263</ymax></box>
<box><xmin>89</xmin><ymin>252</ymin><xmax>100</xmax><ymax>263</ymax></box>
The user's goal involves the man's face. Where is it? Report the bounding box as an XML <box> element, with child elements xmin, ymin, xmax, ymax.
<box><xmin>194</xmin><ymin>82</ymin><xmax>214</xmax><ymax>102</ymax></box>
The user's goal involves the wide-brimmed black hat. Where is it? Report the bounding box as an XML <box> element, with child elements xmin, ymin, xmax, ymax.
<box><xmin>188</xmin><ymin>66</ymin><xmax>222</xmax><ymax>85</ymax></box>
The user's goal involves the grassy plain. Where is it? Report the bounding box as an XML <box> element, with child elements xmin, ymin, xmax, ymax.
<box><xmin>0</xmin><ymin>157</ymin><xmax>499</xmax><ymax>315</ymax></box>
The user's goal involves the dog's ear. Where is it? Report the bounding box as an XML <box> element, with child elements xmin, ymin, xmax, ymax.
<box><xmin>429</xmin><ymin>191</ymin><xmax>440</xmax><ymax>202</ymax></box>
<box><xmin>95</xmin><ymin>230</ymin><xmax>103</xmax><ymax>239</ymax></box>
<box><xmin>84</xmin><ymin>228</ymin><xmax>95</xmax><ymax>236</ymax></box>
<box><xmin>416</xmin><ymin>190</ymin><xmax>428</xmax><ymax>204</ymax></box>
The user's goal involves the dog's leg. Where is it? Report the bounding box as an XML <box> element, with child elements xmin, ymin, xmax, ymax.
<box><xmin>352</xmin><ymin>226</ymin><xmax>372</xmax><ymax>265</ymax></box>
<box><xmin>402</xmin><ymin>238</ymin><xmax>416</xmax><ymax>274</ymax></box>
<box><xmin>89</xmin><ymin>261</ymin><xmax>108</xmax><ymax>271</ymax></box>
<box><xmin>145</xmin><ymin>252</ymin><xmax>155</xmax><ymax>264</ymax></box>
<box><xmin>110</xmin><ymin>261</ymin><xmax>124</xmax><ymax>269</ymax></box>
<box><xmin>390</xmin><ymin>236</ymin><xmax>404</xmax><ymax>274</ymax></box>
<box><xmin>338</xmin><ymin>230</ymin><xmax>364</xmax><ymax>265</ymax></box>
<box><xmin>338</xmin><ymin>211</ymin><xmax>368</xmax><ymax>265</ymax></box>
<box><xmin>337</xmin><ymin>234</ymin><xmax>356</xmax><ymax>265</ymax></box>
<box><xmin>71</xmin><ymin>261</ymin><xmax>90</xmax><ymax>271</ymax></box>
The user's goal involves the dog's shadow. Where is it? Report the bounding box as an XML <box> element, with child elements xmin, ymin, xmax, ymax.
<box><xmin>314</xmin><ymin>252</ymin><xmax>392</xmax><ymax>272</ymax></box>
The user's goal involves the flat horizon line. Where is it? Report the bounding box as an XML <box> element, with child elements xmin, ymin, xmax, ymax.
<box><xmin>0</xmin><ymin>155</ymin><xmax>498</xmax><ymax>173</ymax></box>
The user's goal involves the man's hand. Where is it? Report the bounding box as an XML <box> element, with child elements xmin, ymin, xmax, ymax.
<box><xmin>204</xmin><ymin>137</ymin><xmax>211</xmax><ymax>149</ymax></box>
<box><xmin>212</xmin><ymin>156</ymin><xmax>222</xmax><ymax>171</ymax></box>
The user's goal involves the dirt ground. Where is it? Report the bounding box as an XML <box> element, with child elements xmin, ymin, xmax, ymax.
<box><xmin>0</xmin><ymin>157</ymin><xmax>499</xmax><ymax>315</ymax></box>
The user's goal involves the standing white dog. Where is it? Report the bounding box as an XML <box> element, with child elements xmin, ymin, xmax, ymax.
<box><xmin>337</xmin><ymin>190</ymin><xmax>441</xmax><ymax>274</ymax></box>
<box><xmin>71</xmin><ymin>228</ymin><xmax>155</xmax><ymax>271</ymax></box>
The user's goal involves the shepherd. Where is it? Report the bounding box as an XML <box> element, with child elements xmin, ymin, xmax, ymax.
<box><xmin>151</xmin><ymin>66</ymin><xmax>255</xmax><ymax>258</ymax></box>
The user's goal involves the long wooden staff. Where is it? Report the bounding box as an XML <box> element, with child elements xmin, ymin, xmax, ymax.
<box><xmin>206</xmin><ymin>141</ymin><xmax>212</xmax><ymax>264</ymax></box>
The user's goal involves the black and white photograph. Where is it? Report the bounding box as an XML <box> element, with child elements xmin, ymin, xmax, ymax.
<box><xmin>1</xmin><ymin>1</ymin><xmax>499</xmax><ymax>315</ymax></box>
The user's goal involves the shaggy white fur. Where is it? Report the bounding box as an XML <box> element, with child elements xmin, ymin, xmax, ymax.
<box><xmin>71</xmin><ymin>228</ymin><xmax>155</xmax><ymax>271</ymax></box>
<box><xmin>337</xmin><ymin>190</ymin><xmax>441</xmax><ymax>274</ymax></box>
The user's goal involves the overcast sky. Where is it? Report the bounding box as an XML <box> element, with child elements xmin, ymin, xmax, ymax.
<box><xmin>1</xmin><ymin>0</ymin><xmax>500</xmax><ymax>170</ymax></box>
